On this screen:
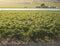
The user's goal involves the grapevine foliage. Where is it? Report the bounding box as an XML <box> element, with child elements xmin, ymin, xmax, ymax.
<box><xmin>0</xmin><ymin>11</ymin><xmax>60</xmax><ymax>43</ymax></box>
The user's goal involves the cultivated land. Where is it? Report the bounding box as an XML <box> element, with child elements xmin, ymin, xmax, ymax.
<box><xmin>0</xmin><ymin>10</ymin><xmax>60</xmax><ymax>46</ymax></box>
<box><xmin>0</xmin><ymin>2</ymin><xmax>60</xmax><ymax>8</ymax></box>
<box><xmin>0</xmin><ymin>10</ymin><xmax>60</xmax><ymax>44</ymax></box>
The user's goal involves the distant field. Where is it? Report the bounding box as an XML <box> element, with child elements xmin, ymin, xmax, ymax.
<box><xmin>0</xmin><ymin>2</ymin><xmax>60</xmax><ymax>8</ymax></box>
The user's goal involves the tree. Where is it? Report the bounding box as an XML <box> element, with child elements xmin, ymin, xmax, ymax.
<box><xmin>40</xmin><ymin>3</ymin><xmax>48</xmax><ymax>8</ymax></box>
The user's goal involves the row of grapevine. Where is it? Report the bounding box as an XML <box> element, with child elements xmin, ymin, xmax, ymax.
<box><xmin>0</xmin><ymin>11</ymin><xmax>60</xmax><ymax>44</ymax></box>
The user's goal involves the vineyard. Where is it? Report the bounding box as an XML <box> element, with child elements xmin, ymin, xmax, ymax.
<box><xmin>0</xmin><ymin>11</ymin><xmax>60</xmax><ymax>45</ymax></box>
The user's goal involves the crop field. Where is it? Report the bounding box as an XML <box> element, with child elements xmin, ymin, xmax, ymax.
<box><xmin>0</xmin><ymin>10</ymin><xmax>60</xmax><ymax>46</ymax></box>
<box><xmin>0</xmin><ymin>2</ymin><xmax>60</xmax><ymax>8</ymax></box>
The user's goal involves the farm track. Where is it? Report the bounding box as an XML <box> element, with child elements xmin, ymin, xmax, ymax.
<box><xmin>0</xmin><ymin>8</ymin><xmax>60</xmax><ymax>10</ymax></box>
<box><xmin>0</xmin><ymin>42</ymin><xmax>60</xmax><ymax>46</ymax></box>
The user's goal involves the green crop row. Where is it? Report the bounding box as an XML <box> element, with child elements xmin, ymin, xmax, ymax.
<box><xmin>0</xmin><ymin>11</ymin><xmax>60</xmax><ymax>43</ymax></box>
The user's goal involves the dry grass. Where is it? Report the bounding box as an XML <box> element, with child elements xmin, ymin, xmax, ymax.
<box><xmin>0</xmin><ymin>2</ymin><xmax>60</xmax><ymax>8</ymax></box>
